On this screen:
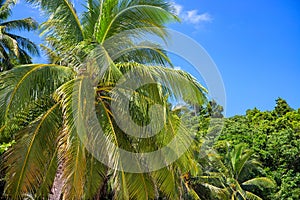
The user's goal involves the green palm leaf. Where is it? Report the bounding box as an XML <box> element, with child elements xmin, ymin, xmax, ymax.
<box><xmin>151</xmin><ymin>167</ymin><xmax>179</xmax><ymax>199</ymax></box>
<box><xmin>29</xmin><ymin>0</ymin><xmax>83</xmax><ymax>44</ymax></box>
<box><xmin>0</xmin><ymin>1</ymin><xmax>38</xmax><ymax>70</ymax></box>
<box><xmin>6</xmin><ymin>33</ymin><xmax>39</xmax><ymax>56</ymax></box>
<box><xmin>98</xmin><ymin>3</ymin><xmax>178</xmax><ymax>43</ymax></box>
<box><xmin>36</xmin><ymin>145</ymin><xmax>59</xmax><ymax>198</ymax></box>
<box><xmin>245</xmin><ymin>191</ymin><xmax>263</xmax><ymax>200</ymax></box>
<box><xmin>114</xmin><ymin>172</ymin><xmax>155</xmax><ymax>200</ymax></box>
<box><xmin>1</xmin><ymin>17</ymin><xmax>38</xmax><ymax>31</ymax></box>
<box><xmin>0</xmin><ymin>64</ymin><xmax>74</xmax><ymax>124</ymax></box>
<box><xmin>201</xmin><ymin>183</ymin><xmax>228</xmax><ymax>199</ymax></box>
<box><xmin>242</xmin><ymin>177</ymin><xmax>276</xmax><ymax>189</ymax></box>
<box><xmin>0</xmin><ymin>0</ymin><xmax>17</xmax><ymax>20</ymax></box>
<box><xmin>84</xmin><ymin>155</ymin><xmax>107</xmax><ymax>199</ymax></box>
<box><xmin>3</xmin><ymin>103</ymin><xmax>62</xmax><ymax>199</ymax></box>
<box><xmin>61</xmin><ymin>134</ymin><xmax>86</xmax><ymax>199</ymax></box>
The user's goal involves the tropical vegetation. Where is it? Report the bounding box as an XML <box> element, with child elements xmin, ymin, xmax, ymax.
<box><xmin>0</xmin><ymin>0</ymin><xmax>299</xmax><ymax>199</ymax></box>
<box><xmin>0</xmin><ymin>0</ymin><xmax>206</xmax><ymax>199</ymax></box>
<box><xmin>0</xmin><ymin>0</ymin><xmax>39</xmax><ymax>72</ymax></box>
<box><xmin>183</xmin><ymin>98</ymin><xmax>300</xmax><ymax>199</ymax></box>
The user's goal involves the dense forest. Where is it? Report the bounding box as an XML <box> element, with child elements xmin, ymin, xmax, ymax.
<box><xmin>182</xmin><ymin>98</ymin><xmax>300</xmax><ymax>199</ymax></box>
<box><xmin>0</xmin><ymin>0</ymin><xmax>299</xmax><ymax>199</ymax></box>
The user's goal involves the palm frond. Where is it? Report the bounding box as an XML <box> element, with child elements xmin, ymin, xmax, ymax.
<box><xmin>245</xmin><ymin>191</ymin><xmax>263</xmax><ymax>200</ymax></box>
<box><xmin>114</xmin><ymin>172</ymin><xmax>155</xmax><ymax>200</ymax></box>
<box><xmin>40</xmin><ymin>44</ymin><xmax>61</xmax><ymax>64</ymax></box>
<box><xmin>114</xmin><ymin>44</ymin><xmax>173</xmax><ymax>66</ymax></box>
<box><xmin>30</xmin><ymin>0</ymin><xmax>83</xmax><ymax>45</ymax></box>
<box><xmin>84</xmin><ymin>155</ymin><xmax>107</xmax><ymax>199</ymax></box>
<box><xmin>186</xmin><ymin>187</ymin><xmax>201</xmax><ymax>200</ymax></box>
<box><xmin>61</xmin><ymin>133</ymin><xmax>86</xmax><ymax>199</ymax></box>
<box><xmin>114</xmin><ymin>171</ymin><xmax>129</xmax><ymax>200</ymax></box>
<box><xmin>234</xmin><ymin>180</ymin><xmax>247</xmax><ymax>200</ymax></box>
<box><xmin>111</xmin><ymin>62</ymin><xmax>207</xmax><ymax>106</ymax></box>
<box><xmin>234</xmin><ymin>147</ymin><xmax>254</xmax><ymax>178</ymax></box>
<box><xmin>36</xmin><ymin>145</ymin><xmax>59</xmax><ymax>199</ymax></box>
<box><xmin>0</xmin><ymin>0</ymin><xmax>17</xmax><ymax>20</ymax></box>
<box><xmin>81</xmin><ymin>0</ymin><xmax>101</xmax><ymax>39</ymax></box>
<box><xmin>201</xmin><ymin>183</ymin><xmax>228</xmax><ymax>199</ymax></box>
<box><xmin>1</xmin><ymin>33</ymin><xmax>18</xmax><ymax>56</ymax></box>
<box><xmin>0</xmin><ymin>64</ymin><xmax>74</xmax><ymax>125</ymax></box>
<box><xmin>242</xmin><ymin>177</ymin><xmax>276</xmax><ymax>189</ymax></box>
<box><xmin>3</xmin><ymin>103</ymin><xmax>61</xmax><ymax>199</ymax></box>
<box><xmin>97</xmin><ymin>3</ymin><xmax>178</xmax><ymax>43</ymax></box>
<box><xmin>1</xmin><ymin>17</ymin><xmax>38</xmax><ymax>31</ymax></box>
<box><xmin>17</xmin><ymin>48</ymin><xmax>33</xmax><ymax>64</ymax></box>
<box><xmin>151</xmin><ymin>167</ymin><xmax>179</xmax><ymax>199</ymax></box>
<box><xmin>6</xmin><ymin>33</ymin><xmax>39</xmax><ymax>56</ymax></box>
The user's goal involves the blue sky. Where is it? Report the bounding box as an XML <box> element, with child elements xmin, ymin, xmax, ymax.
<box><xmin>10</xmin><ymin>0</ymin><xmax>300</xmax><ymax>116</ymax></box>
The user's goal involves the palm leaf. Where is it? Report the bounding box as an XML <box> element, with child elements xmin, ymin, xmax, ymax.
<box><xmin>36</xmin><ymin>144</ymin><xmax>59</xmax><ymax>198</ymax></box>
<box><xmin>114</xmin><ymin>172</ymin><xmax>155</xmax><ymax>200</ymax></box>
<box><xmin>84</xmin><ymin>155</ymin><xmax>107</xmax><ymax>199</ymax></box>
<box><xmin>53</xmin><ymin>78</ymin><xmax>87</xmax><ymax>199</ymax></box>
<box><xmin>3</xmin><ymin>103</ymin><xmax>61</xmax><ymax>199</ymax></box>
<box><xmin>98</xmin><ymin>3</ymin><xmax>178</xmax><ymax>43</ymax></box>
<box><xmin>187</xmin><ymin>187</ymin><xmax>201</xmax><ymax>200</ymax></box>
<box><xmin>6</xmin><ymin>33</ymin><xmax>39</xmax><ymax>56</ymax></box>
<box><xmin>61</xmin><ymin>133</ymin><xmax>86</xmax><ymax>199</ymax></box>
<box><xmin>0</xmin><ymin>0</ymin><xmax>17</xmax><ymax>20</ymax></box>
<box><xmin>201</xmin><ymin>183</ymin><xmax>228</xmax><ymax>199</ymax></box>
<box><xmin>242</xmin><ymin>177</ymin><xmax>276</xmax><ymax>189</ymax></box>
<box><xmin>111</xmin><ymin>62</ymin><xmax>206</xmax><ymax>107</ymax></box>
<box><xmin>245</xmin><ymin>191</ymin><xmax>263</xmax><ymax>200</ymax></box>
<box><xmin>29</xmin><ymin>0</ymin><xmax>83</xmax><ymax>45</ymax></box>
<box><xmin>0</xmin><ymin>64</ymin><xmax>74</xmax><ymax>124</ymax></box>
<box><xmin>151</xmin><ymin>167</ymin><xmax>179</xmax><ymax>199</ymax></box>
<box><xmin>235</xmin><ymin>149</ymin><xmax>254</xmax><ymax>178</ymax></box>
<box><xmin>1</xmin><ymin>33</ymin><xmax>18</xmax><ymax>56</ymax></box>
<box><xmin>1</xmin><ymin>17</ymin><xmax>38</xmax><ymax>31</ymax></box>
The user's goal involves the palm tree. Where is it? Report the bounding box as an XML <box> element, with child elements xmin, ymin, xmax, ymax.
<box><xmin>193</xmin><ymin>144</ymin><xmax>275</xmax><ymax>200</ymax></box>
<box><xmin>0</xmin><ymin>0</ymin><xmax>207</xmax><ymax>199</ymax></box>
<box><xmin>0</xmin><ymin>0</ymin><xmax>39</xmax><ymax>72</ymax></box>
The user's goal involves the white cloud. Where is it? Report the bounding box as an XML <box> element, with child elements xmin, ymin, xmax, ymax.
<box><xmin>173</xmin><ymin>3</ymin><xmax>183</xmax><ymax>16</ymax></box>
<box><xmin>171</xmin><ymin>2</ymin><xmax>212</xmax><ymax>26</ymax></box>
<box><xmin>185</xmin><ymin>10</ymin><xmax>212</xmax><ymax>24</ymax></box>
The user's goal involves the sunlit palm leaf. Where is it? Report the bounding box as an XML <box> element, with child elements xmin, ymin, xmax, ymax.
<box><xmin>242</xmin><ymin>177</ymin><xmax>276</xmax><ymax>189</ymax></box>
<box><xmin>93</xmin><ymin>1</ymin><xmax>178</xmax><ymax>43</ymax></box>
<box><xmin>4</xmin><ymin>103</ymin><xmax>61</xmax><ymax>199</ymax></box>
<box><xmin>5</xmin><ymin>33</ymin><xmax>39</xmax><ymax>56</ymax></box>
<box><xmin>0</xmin><ymin>0</ymin><xmax>17</xmax><ymax>20</ymax></box>
<box><xmin>151</xmin><ymin>167</ymin><xmax>179</xmax><ymax>199</ymax></box>
<box><xmin>28</xmin><ymin>0</ymin><xmax>83</xmax><ymax>45</ymax></box>
<box><xmin>0</xmin><ymin>64</ymin><xmax>74</xmax><ymax>124</ymax></box>
<box><xmin>1</xmin><ymin>17</ymin><xmax>38</xmax><ymax>31</ymax></box>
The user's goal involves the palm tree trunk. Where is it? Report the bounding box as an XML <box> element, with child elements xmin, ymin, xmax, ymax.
<box><xmin>49</xmin><ymin>162</ymin><xmax>64</xmax><ymax>200</ymax></box>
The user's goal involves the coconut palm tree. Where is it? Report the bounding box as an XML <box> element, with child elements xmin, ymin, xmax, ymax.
<box><xmin>0</xmin><ymin>0</ymin><xmax>207</xmax><ymax>199</ymax></box>
<box><xmin>0</xmin><ymin>0</ymin><xmax>39</xmax><ymax>72</ymax></box>
<box><xmin>193</xmin><ymin>144</ymin><xmax>275</xmax><ymax>200</ymax></box>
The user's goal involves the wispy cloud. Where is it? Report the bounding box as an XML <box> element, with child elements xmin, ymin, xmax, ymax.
<box><xmin>171</xmin><ymin>2</ymin><xmax>212</xmax><ymax>26</ymax></box>
<box><xmin>184</xmin><ymin>10</ymin><xmax>212</xmax><ymax>24</ymax></box>
<box><xmin>173</xmin><ymin>3</ymin><xmax>183</xmax><ymax>16</ymax></box>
